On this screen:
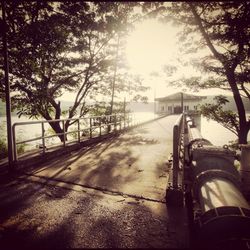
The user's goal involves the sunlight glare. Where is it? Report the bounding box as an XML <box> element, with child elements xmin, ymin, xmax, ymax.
<box><xmin>126</xmin><ymin>19</ymin><xmax>178</xmax><ymax>75</ymax></box>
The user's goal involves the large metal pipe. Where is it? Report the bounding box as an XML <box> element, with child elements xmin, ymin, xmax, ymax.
<box><xmin>186</xmin><ymin>115</ymin><xmax>250</xmax><ymax>247</ymax></box>
<box><xmin>199</xmin><ymin>177</ymin><xmax>249</xmax><ymax>213</ymax></box>
<box><xmin>195</xmin><ymin>174</ymin><xmax>250</xmax><ymax>247</ymax></box>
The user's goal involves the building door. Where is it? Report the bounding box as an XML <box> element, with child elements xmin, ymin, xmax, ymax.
<box><xmin>168</xmin><ymin>106</ymin><xmax>172</xmax><ymax>114</ymax></box>
<box><xmin>174</xmin><ymin>106</ymin><xmax>182</xmax><ymax>114</ymax></box>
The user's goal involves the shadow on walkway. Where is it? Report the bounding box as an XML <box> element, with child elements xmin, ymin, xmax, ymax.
<box><xmin>0</xmin><ymin>179</ymin><xmax>184</xmax><ymax>248</ymax></box>
<box><xmin>0</xmin><ymin>116</ymin><xmax>189</xmax><ymax>248</ymax></box>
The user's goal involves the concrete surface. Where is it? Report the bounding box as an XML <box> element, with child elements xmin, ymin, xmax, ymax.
<box><xmin>22</xmin><ymin>115</ymin><xmax>179</xmax><ymax>201</ymax></box>
<box><xmin>0</xmin><ymin>115</ymin><xmax>189</xmax><ymax>248</ymax></box>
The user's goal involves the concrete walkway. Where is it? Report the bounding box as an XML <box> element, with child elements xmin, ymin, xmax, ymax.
<box><xmin>0</xmin><ymin>115</ymin><xmax>189</xmax><ymax>248</ymax></box>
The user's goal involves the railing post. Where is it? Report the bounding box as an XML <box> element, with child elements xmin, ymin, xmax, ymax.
<box><xmin>114</xmin><ymin>114</ymin><xmax>117</xmax><ymax>131</ymax></box>
<box><xmin>107</xmin><ymin>115</ymin><xmax>111</xmax><ymax>133</ymax></box>
<box><xmin>77</xmin><ymin>119</ymin><xmax>80</xmax><ymax>143</ymax></box>
<box><xmin>41</xmin><ymin>122</ymin><xmax>46</xmax><ymax>154</ymax></box>
<box><xmin>12</xmin><ymin>124</ymin><xmax>17</xmax><ymax>162</ymax></box>
<box><xmin>62</xmin><ymin>120</ymin><xmax>66</xmax><ymax>147</ymax></box>
<box><xmin>99</xmin><ymin>118</ymin><xmax>102</xmax><ymax>136</ymax></box>
<box><xmin>180</xmin><ymin>114</ymin><xmax>185</xmax><ymax>183</ymax></box>
<box><xmin>110</xmin><ymin>115</ymin><xmax>112</xmax><ymax>133</ymax></box>
<box><xmin>89</xmin><ymin>118</ymin><xmax>92</xmax><ymax>138</ymax></box>
<box><xmin>119</xmin><ymin>115</ymin><xmax>122</xmax><ymax>131</ymax></box>
<box><xmin>173</xmin><ymin>124</ymin><xmax>179</xmax><ymax>189</ymax></box>
<box><xmin>166</xmin><ymin>113</ymin><xmax>184</xmax><ymax>206</ymax></box>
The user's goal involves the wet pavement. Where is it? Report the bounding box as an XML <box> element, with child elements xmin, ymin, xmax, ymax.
<box><xmin>0</xmin><ymin>115</ymin><xmax>189</xmax><ymax>248</ymax></box>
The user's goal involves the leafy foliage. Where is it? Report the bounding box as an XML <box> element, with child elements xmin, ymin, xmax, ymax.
<box><xmin>0</xmin><ymin>123</ymin><xmax>25</xmax><ymax>159</ymax></box>
<box><xmin>146</xmin><ymin>2</ymin><xmax>250</xmax><ymax>143</ymax></box>
<box><xmin>0</xmin><ymin>2</ymin><xmax>148</xmax><ymax>141</ymax></box>
<box><xmin>200</xmin><ymin>95</ymin><xmax>239</xmax><ymax>136</ymax></box>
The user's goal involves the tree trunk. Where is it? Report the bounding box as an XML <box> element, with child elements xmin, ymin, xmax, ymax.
<box><xmin>189</xmin><ymin>3</ymin><xmax>249</xmax><ymax>144</ymax></box>
<box><xmin>48</xmin><ymin>120</ymin><xmax>67</xmax><ymax>142</ymax></box>
<box><xmin>40</xmin><ymin>103</ymin><xmax>68</xmax><ymax>143</ymax></box>
<box><xmin>226</xmin><ymin>69</ymin><xmax>248</xmax><ymax>144</ymax></box>
<box><xmin>238</xmin><ymin>125</ymin><xmax>249</xmax><ymax>145</ymax></box>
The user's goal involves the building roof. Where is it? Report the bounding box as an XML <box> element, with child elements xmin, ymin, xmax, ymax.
<box><xmin>155</xmin><ymin>92</ymin><xmax>205</xmax><ymax>102</ymax></box>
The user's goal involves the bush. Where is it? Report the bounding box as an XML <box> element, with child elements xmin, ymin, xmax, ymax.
<box><xmin>0</xmin><ymin>138</ymin><xmax>26</xmax><ymax>160</ymax></box>
<box><xmin>17</xmin><ymin>143</ymin><xmax>25</xmax><ymax>155</ymax></box>
<box><xmin>0</xmin><ymin>138</ymin><xmax>8</xmax><ymax>159</ymax></box>
<box><xmin>0</xmin><ymin>123</ymin><xmax>26</xmax><ymax>160</ymax></box>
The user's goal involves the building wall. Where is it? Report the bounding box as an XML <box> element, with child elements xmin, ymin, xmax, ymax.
<box><xmin>157</xmin><ymin>100</ymin><xmax>200</xmax><ymax>114</ymax></box>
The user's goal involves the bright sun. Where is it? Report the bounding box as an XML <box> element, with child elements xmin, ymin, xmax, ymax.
<box><xmin>61</xmin><ymin>18</ymin><xmax>226</xmax><ymax>102</ymax></box>
<box><xmin>126</xmin><ymin>19</ymin><xmax>178</xmax><ymax>75</ymax></box>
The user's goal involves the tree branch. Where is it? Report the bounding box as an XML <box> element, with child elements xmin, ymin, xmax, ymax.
<box><xmin>188</xmin><ymin>3</ymin><xmax>225</xmax><ymax>65</ymax></box>
<box><xmin>240</xmin><ymin>82</ymin><xmax>250</xmax><ymax>99</ymax></box>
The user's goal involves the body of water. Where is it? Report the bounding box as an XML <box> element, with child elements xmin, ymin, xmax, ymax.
<box><xmin>0</xmin><ymin>112</ymin><xmax>249</xmax><ymax>153</ymax></box>
<box><xmin>134</xmin><ymin>112</ymin><xmax>249</xmax><ymax>146</ymax></box>
<box><xmin>200</xmin><ymin>116</ymin><xmax>239</xmax><ymax>146</ymax></box>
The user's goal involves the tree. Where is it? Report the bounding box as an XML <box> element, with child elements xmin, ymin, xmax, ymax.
<box><xmin>94</xmin><ymin>2</ymin><xmax>150</xmax><ymax>115</ymax></box>
<box><xmin>154</xmin><ymin>2</ymin><xmax>250</xmax><ymax>144</ymax></box>
<box><xmin>0</xmin><ymin>2</ymin><xmax>146</xmax><ymax>142</ymax></box>
<box><xmin>200</xmin><ymin>95</ymin><xmax>240</xmax><ymax>138</ymax></box>
<box><xmin>0</xmin><ymin>2</ymin><xmax>108</xmax><ymax>141</ymax></box>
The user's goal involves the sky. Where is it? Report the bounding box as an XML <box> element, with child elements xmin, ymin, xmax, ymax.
<box><xmin>125</xmin><ymin>18</ymin><xmax>233</xmax><ymax>101</ymax></box>
<box><xmin>126</xmin><ymin>19</ymin><xmax>178</xmax><ymax>75</ymax></box>
<box><xmin>60</xmin><ymin>18</ymin><xmax>232</xmax><ymax>102</ymax></box>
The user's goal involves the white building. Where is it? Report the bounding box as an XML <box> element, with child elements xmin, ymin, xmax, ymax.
<box><xmin>155</xmin><ymin>92</ymin><xmax>206</xmax><ymax>114</ymax></box>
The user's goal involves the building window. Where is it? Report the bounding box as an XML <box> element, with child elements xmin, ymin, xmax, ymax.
<box><xmin>184</xmin><ymin>105</ymin><xmax>189</xmax><ymax>111</ymax></box>
<box><xmin>194</xmin><ymin>105</ymin><xmax>197</xmax><ymax>110</ymax></box>
<box><xmin>161</xmin><ymin>106</ymin><xmax>164</xmax><ymax>111</ymax></box>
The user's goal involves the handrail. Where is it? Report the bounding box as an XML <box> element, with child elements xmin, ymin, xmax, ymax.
<box><xmin>12</xmin><ymin>113</ymin><xmax>133</xmax><ymax>162</ymax></box>
<box><xmin>172</xmin><ymin>113</ymin><xmax>184</xmax><ymax>189</ymax></box>
<box><xmin>166</xmin><ymin>113</ymin><xmax>185</xmax><ymax>206</ymax></box>
<box><xmin>12</xmin><ymin>114</ymin><xmax>122</xmax><ymax>126</ymax></box>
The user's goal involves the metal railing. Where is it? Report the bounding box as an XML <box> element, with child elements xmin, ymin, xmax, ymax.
<box><xmin>165</xmin><ymin>113</ymin><xmax>186</xmax><ymax>206</ymax></box>
<box><xmin>12</xmin><ymin>113</ymin><xmax>133</xmax><ymax>162</ymax></box>
<box><xmin>172</xmin><ymin>113</ymin><xmax>185</xmax><ymax>189</ymax></box>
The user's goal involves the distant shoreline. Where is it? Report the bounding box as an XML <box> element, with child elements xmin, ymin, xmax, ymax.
<box><xmin>1</xmin><ymin>96</ymin><xmax>249</xmax><ymax>118</ymax></box>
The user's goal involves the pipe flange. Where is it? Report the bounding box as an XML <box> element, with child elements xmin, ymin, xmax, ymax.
<box><xmin>195</xmin><ymin>206</ymin><xmax>250</xmax><ymax>246</ymax></box>
<box><xmin>187</xmin><ymin>138</ymin><xmax>212</xmax><ymax>164</ymax></box>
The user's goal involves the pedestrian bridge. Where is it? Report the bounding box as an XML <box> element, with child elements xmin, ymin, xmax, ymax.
<box><xmin>17</xmin><ymin>115</ymin><xmax>179</xmax><ymax>202</ymax></box>
<box><xmin>0</xmin><ymin>114</ymin><xmax>189</xmax><ymax>249</ymax></box>
<box><xmin>1</xmin><ymin>113</ymin><xmax>249</xmax><ymax>248</ymax></box>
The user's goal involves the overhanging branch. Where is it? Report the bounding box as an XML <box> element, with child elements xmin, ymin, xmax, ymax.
<box><xmin>188</xmin><ymin>3</ymin><xmax>225</xmax><ymax>65</ymax></box>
